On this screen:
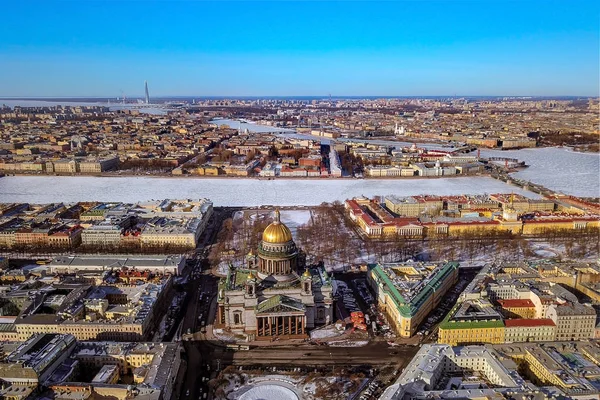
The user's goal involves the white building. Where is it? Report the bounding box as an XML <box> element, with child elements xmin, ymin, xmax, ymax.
<box><xmin>380</xmin><ymin>344</ymin><xmax>528</xmax><ymax>399</ymax></box>
<box><xmin>48</xmin><ymin>255</ymin><xmax>186</xmax><ymax>275</ymax></box>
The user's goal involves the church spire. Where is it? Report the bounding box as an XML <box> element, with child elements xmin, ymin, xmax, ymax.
<box><xmin>274</xmin><ymin>208</ymin><xmax>281</xmax><ymax>223</ymax></box>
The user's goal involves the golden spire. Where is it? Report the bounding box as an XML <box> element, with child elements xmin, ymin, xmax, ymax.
<box><xmin>274</xmin><ymin>208</ymin><xmax>281</xmax><ymax>224</ymax></box>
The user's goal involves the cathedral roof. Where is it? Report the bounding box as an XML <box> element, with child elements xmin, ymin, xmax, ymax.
<box><xmin>256</xmin><ymin>294</ymin><xmax>306</xmax><ymax>314</ymax></box>
<box><xmin>262</xmin><ymin>209</ymin><xmax>293</xmax><ymax>244</ymax></box>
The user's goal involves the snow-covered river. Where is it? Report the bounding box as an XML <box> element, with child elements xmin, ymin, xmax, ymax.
<box><xmin>480</xmin><ymin>147</ymin><xmax>600</xmax><ymax>197</ymax></box>
<box><xmin>0</xmin><ymin>176</ymin><xmax>538</xmax><ymax>206</ymax></box>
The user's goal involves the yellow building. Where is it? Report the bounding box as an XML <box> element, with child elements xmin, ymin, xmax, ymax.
<box><xmin>575</xmin><ymin>279</ymin><xmax>600</xmax><ymax>303</ymax></box>
<box><xmin>497</xmin><ymin>299</ymin><xmax>537</xmax><ymax>319</ymax></box>
<box><xmin>384</xmin><ymin>195</ymin><xmax>443</xmax><ymax>217</ymax></box>
<box><xmin>14</xmin><ymin>321</ymin><xmax>145</xmax><ymax>341</ymax></box>
<box><xmin>345</xmin><ymin>199</ymin><xmax>424</xmax><ymax>239</ymax></box>
<box><xmin>368</xmin><ymin>261</ymin><xmax>459</xmax><ymax>337</ymax></box>
<box><xmin>198</xmin><ymin>165</ymin><xmax>219</xmax><ymax>175</ymax></box>
<box><xmin>520</xmin><ymin>346</ymin><xmax>581</xmax><ymax>389</ymax></box>
<box><xmin>438</xmin><ymin>320</ymin><xmax>505</xmax><ymax>346</ymax></box>
<box><xmin>224</xmin><ymin>164</ymin><xmax>250</xmax><ymax>176</ymax></box>
<box><xmin>438</xmin><ymin>300</ymin><xmax>505</xmax><ymax>346</ymax></box>
<box><xmin>522</xmin><ymin>215</ymin><xmax>600</xmax><ymax>235</ymax></box>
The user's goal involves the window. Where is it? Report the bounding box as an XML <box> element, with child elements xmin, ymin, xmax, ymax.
<box><xmin>233</xmin><ymin>312</ymin><xmax>242</xmax><ymax>325</ymax></box>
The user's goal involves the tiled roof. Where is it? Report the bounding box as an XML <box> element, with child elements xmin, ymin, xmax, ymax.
<box><xmin>498</xmin><ymin>299</ymin><xmax>536</xmax><ymax>308</ymax></box>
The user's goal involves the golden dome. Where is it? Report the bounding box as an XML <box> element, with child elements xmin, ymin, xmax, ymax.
<box><xmin>262</xmin><ymin>209</ymin><xmax>293</xmax><ymax>244</ymax></box>
<box><xmin>302</xmin><ymin>269</ymin><xmax>311</xmax><ymax>278</ymax></box>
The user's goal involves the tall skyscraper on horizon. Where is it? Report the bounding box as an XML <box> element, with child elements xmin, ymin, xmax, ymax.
<box><xmin>144</xmin><ymin>81</ymin><xmax>150</xmax><ymax>104</ymax></box>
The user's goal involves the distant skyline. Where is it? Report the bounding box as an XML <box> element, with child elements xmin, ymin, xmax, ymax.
<box><xmin>1</xmin><ymin>0</ymin><xmax>598</xmax><ymax>97</ymax></box>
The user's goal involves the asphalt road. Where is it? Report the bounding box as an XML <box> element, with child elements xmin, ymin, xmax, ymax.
<box><xmin>178</xmin><ymin>208</ymin><xmax>239</xmax><ymax>400</ymax></box>
<box><xmin>224</xmin><ymin>341</ymin><xmax>419</xmax><ymax>367</ymax></box>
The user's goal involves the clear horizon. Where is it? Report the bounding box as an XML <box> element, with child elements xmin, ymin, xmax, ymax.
<box><xmin>1</xmin><ymin>0</ymin><xmax>598</xmax><ymax>97</ymax></box>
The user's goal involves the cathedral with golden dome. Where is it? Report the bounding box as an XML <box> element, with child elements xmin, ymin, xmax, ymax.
<box><xmin>216</xmin><ymin>209</ymin><xmax>333</xmax><ymax>340</ymax></box>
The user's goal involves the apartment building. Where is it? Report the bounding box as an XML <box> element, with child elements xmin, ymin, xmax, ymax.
<box><xmin>384</xmin><ymin>195</ymin><xmax>443</xmax><ymax>217</ymax></box>
<box><xmin>368</xmin><ymin>261</ymin><xmax>459</xmax><ymax>337</ymax></box>
<box><xmin>78</xmin><ymin>156</ymin><xmax>119</xmax><ymax>173</ymax></box>
<box><xmin>48</xmin><ymin>255</ymin><xmax>186</xmax><ymax>276</ymax></box>
<box><xmin>81</xmin><ymin>216</ymin><xmax>135</xmax><ymax>248</ymax></box>
<box><xmin>381</xmin><ymin>344</ymin><xmax>528</xmax><ymax>400</ymax></box>
<box><xmin>497</xmin><ymin>299</ymin><xmax>537</xmax><ymax>319</ymax></box>
<box><xmin>547</xmin><ymin>303</ymin><xmax>596</xmax><ymax>341</ymax></box>
<box><xmin>438</xmin><ymin>299</ymin><xmax>506</xmax><ymax>346</ymax></box>
<box><xmin>140</xmin><ymin>216</ymin><xmax>202</xmax><ymax>249</ymax></box>
<box><xmin>504</xmin><ymin>319</ymin><xmax>556</xmax><ymax>343</ymax></box>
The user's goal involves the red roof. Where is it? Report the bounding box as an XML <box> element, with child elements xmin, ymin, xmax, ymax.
<box><xmin>346</xmin><ymin>199</ymin><xmax>421</xmax><ymax>228</ymax></box>
<box><xmin>505</xmin><ymin>318</ymin><xmax>555</xmax><ymax>327</ymax></box>
<box><xmin>498</xmin><ymin>299</ymin><xmax>535</xmax><ymax>308</ymax></box>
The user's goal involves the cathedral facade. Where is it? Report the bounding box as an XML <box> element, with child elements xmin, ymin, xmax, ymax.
<box><xmin>216</xmin><ymin>210</ymin><xmax>333</xmax><ymax>339</ymax></box>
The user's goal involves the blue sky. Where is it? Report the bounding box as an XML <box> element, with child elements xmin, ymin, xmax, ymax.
<box><xmin>1</xmin><ymin>1</ymin><xmax>598</xmax><ymax>97</ymax></box>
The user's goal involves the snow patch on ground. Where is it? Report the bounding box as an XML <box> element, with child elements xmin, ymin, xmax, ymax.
<box><xmin>327</xmin><ymin>340</ymin><xmax>369</xmax><ymax>347</ymax></box>
<box><xmin>310</xmin><ymin>325</ymin><xmax>344</xmax><ymax>340</ymax></box>
<box><xmin>279</xmin><ymin>210</ymin><xmax>312</xmax><ymax>233</ymax></box>
<box><xmin>213</xmin><ymin>328</ymin><xmax>237</xmax><ymax>343</ymax></box>
<box><xmin>529</xmin><ymin>242</ymin><xmax>560</xmax><ymax>258</ymax></box>
<box><xmin>216</xmin><ymin>263</ymin><xmax>231</xmax><ymax>276</ymax></box>
<box><xmin>235</xmin><ymin>384</ymin><xmax>298</xmax><ymax>400</ymax></box>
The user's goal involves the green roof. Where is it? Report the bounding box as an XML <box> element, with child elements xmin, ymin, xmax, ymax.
<box><xmin>369</xmin><ymin>261</ymin><xmax>459</xmax><ymax>318</ymax></box>
<box><xmin>0</xmin><ymin>323</ymin><xmax>15</xmax><ymax>332</ymax></box>
<box><xmin>439</xmin><ymin>319</ymin><xmax>504</xmax><ymax>330</ymax></box>
<box><xmin>256</xmin><ymin>294</ymin><xmax>305</xmax><ymax>314</ymax></box>
<box><xmin>234</xmin><ymin>269</ymin><xmax>251</xmax><ymax>288</ymax></box>
<box><xmin>439</xmin><ymin>302</ymin><xmax>505</xmax><ymax>330</ymax></box>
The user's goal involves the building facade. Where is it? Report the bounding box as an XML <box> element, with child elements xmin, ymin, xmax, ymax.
<box><xmin>547</xmin><ymin>303</ymin><xmax>596</xmax><ymax>341</ymax></box>
<box><xmin>368</xmin><ymin>261</ymin><xmax>459</xmax><ymax>338</ymax></box>
<box><xmin>216</xmin><ymin>210</ymin><xmax>333</xmax><ymax>340</ymax></box>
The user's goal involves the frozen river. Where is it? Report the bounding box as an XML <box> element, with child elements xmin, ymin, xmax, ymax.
<box><xmin>213</xmin><ymin>119</ymin><xmax>599</xmax><ymax>197</ymax></box>
<box><xmin>0</xmin><ymin>176</ymin><xmax>538</xmax><ymax>206</ymax></box>
<box><xmin>211</xmin><ymin>118</ymin><xmax>450</xmax><ymax>149</ymax></box>
<box><xmin>480</xmin><ymin>147</ymin><xmax>600</xmax><ymax>198</ymax></box>
<box><xmin>211</xmin><ymin>118</ymin><xmax>295</xmax><ymax>133</ymax></box>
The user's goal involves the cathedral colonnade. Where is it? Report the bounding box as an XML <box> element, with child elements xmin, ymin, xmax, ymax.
<box><xmin>256</xmin><ymin>314</ymin><xmax>305</xmax><ymax>337</ymax></box>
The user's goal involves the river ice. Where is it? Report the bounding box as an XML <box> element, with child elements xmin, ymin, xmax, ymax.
<box><xmin>480</xmin><ymin>147</ymin><xmax>600</xmax><ymax>198</ymax></box>
<box><xmin>0</xmin><ymin>176</ymin><xmax>539</xmax><ymax>206</ymax></box>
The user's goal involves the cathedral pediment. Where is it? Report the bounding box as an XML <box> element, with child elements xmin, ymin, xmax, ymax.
<box><xmin>256</xmin><ymin>294</ymin><xmax>306</xmax><ymax>314</ymax></box>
